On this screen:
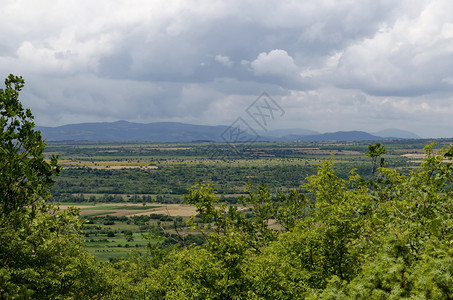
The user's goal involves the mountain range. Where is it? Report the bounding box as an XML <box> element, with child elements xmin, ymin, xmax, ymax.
<box><xmin>36</xmin><ymin>121</ymin><xmax>421</xmax><ymax>142</ymax></box>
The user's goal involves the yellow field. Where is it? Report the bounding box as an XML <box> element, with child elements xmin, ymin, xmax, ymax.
<box><xmin>60</xmin><ymin>202</ymin><xmax>254</xmax><ymax>218</ymax></box>
<box><xmin>57</xmin><ymin>160</ymin><xmax>159</xmax><ymax>170</ymax></box>
<box><xmin>60</xmin><ymin>203</ymin><xmax>198</xmax><ymax>218</ymax></box>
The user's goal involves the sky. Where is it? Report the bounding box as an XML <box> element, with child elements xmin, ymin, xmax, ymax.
<box><xmin>1</xmin><ymin>0</ymin><xmax>453</xmax><ymax>138</ymax></box>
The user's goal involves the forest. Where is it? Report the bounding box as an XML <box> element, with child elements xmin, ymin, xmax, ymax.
<box><xmin>2</xmin><ymin>75</ymin><xmax>453</xmax><ymax>299</ymax></box>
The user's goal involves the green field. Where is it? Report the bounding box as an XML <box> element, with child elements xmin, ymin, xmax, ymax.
<box><xmin>48</xmin><ymin>139</ymin><xmax>452</xmax><ymax>260</ymax></box>
<box><xmin>60</xmin><ymin>202</ymin><xmax>203</xmax><ymax>260</ymax></box>
<box><xmin>48</xmin><ymin>140</ymin><xmax>440</xmax><ymax>202</ymax></box>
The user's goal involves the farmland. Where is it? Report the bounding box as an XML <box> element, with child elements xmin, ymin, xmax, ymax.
<box><xmin>48</xmin><ymin>139</ymin><xmax>437</xmax><ymax>200</ymax></box>
<box><xmin>57</xmin><ymin>202</ymin><xmax>203</xmax><ymax>260</ymax></box>
<box><xmin>45</xmin><ymin>139</ymin><xmax>452</xmax><ymax>260</ymax></box>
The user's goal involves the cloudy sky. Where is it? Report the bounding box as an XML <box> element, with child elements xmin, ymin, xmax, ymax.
<box><xmin>1</xmin><ymin>0</ymin><xmax>453</xmax><ymax>137</ymax></box>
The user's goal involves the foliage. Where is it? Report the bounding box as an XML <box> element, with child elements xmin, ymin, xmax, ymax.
<box><xmin>109</xmin><ymin>142</ymin><xmax>453</xmax><ymax>299</ymax></box>
<box><xmin>306</xmin><ymin>142</ymin><xmax>453</xmax><ymax>299</ymax></box>
<box><xmin>0</xmin><ymin>75</ymin><xmax>110</xmax><ymax>298</ymax></box>
<box><xmin>0</xmin><ymin>75</ymin><xmax>60</xmax><ymax>225</ymax></box>
<box><xmin>366</xmin><ymin>142</ymin><xmax>386</xmax><ymax>177</ymax></box>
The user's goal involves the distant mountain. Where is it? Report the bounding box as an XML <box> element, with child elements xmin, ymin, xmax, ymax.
<box><xmin>37</xmin><ymin>121</ymin><xmax>232</xmax><ymax>142</ymax></box>
<box><xmin>373</xmin><ymin>128</ymin><xmax>420</xmax><ymax>139</ymax></box>
<box><xmin>259</xmin><ymin>128</ymin><xmax>319</xmax><ymax>138</ymax></box>
<box><xmin>282</xmin><ymin>131</ymin><xmax>383</xmax><ymax>142</ymax></box>
<box><xmin>36</xmin><ymin>121</ymin><xmax>418</xmax><ymax>142</ymax></box>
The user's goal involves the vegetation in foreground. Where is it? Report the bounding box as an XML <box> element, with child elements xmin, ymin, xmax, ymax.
<box><xmin>2</xmin><ymin>75</ymin><xmax>453</xmax><ymax>298</ymax></box>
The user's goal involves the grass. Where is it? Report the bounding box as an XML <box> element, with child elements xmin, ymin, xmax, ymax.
<box><xmin>74</xmin><ymin>202</ymin><xmax>197</xmax><ymax>260</ymax></box>
<box><xmin>82</xmin><ymin>211</ymin><xmax>116</xmax><ymax>217</ymax></box>
<box><xmin>82</xmin><ymin>205</ymin><xmax>161</xmax><ymax>211</ymax></box>
<box><xmin>83</xmin><ymin>223</ymin><xmax>157</xmax><ymax>261</ymax></box>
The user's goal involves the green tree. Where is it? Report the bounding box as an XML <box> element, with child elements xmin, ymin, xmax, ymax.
<box><xmin>0</xmin><ymin>75</ymin><xmax>110</xmax><ymax>298</ymax></box>
<box><xmin>244</xmin><ymin>159</ymin><xmax>370</xmax><ymax>298</ymax></box>
<box><xmin>366</xmin><ymin>142</ymin><xmax>386</xmax><ymax>177</ymax></box>
<box><xmin>0</xmin><ymin>75</ymin><xmax>60</xmax><ymax>224</ymax></box>
<box><xmin>317</xmin><ymin>142</ymin><xmax>453</xmax><ymax>299</ymax></box>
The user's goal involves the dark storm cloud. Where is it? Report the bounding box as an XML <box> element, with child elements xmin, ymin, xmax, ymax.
<box><xmin>1</xmin><ymin>0</ymin><xmax>453</xmax><ymax>137</ymax></box>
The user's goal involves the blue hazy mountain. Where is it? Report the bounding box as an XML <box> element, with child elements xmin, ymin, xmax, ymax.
<box><xmin>259</xmin><ymin>128</ymin><xmax>319</xmax><ymax>137</ymax></box>
<box><xmin>372</xmin><ymin>128</ymin><xmax>421</xmax><ymax>139</ymax></box>
<box><xmin>36</xmin><ymin>121</ymin><xmax>420</xmax><ymax>142</ymax></box>
<box><xmin>37</xmin><ymin>121</ymin><xmax>231</xmax><ymax>142</ymax></box>
<box><xmin>280</xmin><ymin>131</ymin><xmax>382</xmax><ymax>142</ymax></box>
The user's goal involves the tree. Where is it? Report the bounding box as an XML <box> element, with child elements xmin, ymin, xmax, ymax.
<box><xmin>316</xmin><ymin>142</ymin><xmax>453</xmax><ymax>299</ymax></box>
<box><xmin>0</xmin><ymin>75</ymin><xmax>110</xmax><ymax>298</ymax></box>
<box><xmin>0</xmin><ymin>75</ymin><xmax>60</xmax><ymax>224</ymax></box>
<box><xmin>366</xmin><ymin>142</ymin><xmax>386</xmax><ymax>177</ymax></box>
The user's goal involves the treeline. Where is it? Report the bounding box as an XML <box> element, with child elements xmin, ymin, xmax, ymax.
<box><xmin>50</xmin><ymin>164</ymin><xmax>319</xmax><ymax>195</ymax></box>
<box><xmin>50</xmin><ymin>163</ymin><xmax>381</xmax><ymax>200</ymax></box>
<box><xmin>51</xmin><ymin>193</ymin><xmax>183</xmax><ymax>204</ymax></box>
<box><xmin>52</xmin><ymin>193</ymin><xmax>252</xmax><ymax>205</ymax></box>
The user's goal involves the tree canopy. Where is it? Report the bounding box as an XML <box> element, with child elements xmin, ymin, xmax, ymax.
<box><xmin>0</xmin><ymin>75</ymin><xmax>108</xmax><ymax>298</ymax></box>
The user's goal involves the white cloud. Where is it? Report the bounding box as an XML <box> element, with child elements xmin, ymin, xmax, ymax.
<box><xmin>300</xmin><ymin>52</ymin><xmax>342</xmax><ymax>79</ymax></box>
<box><xmin>250</xmin><ymin>49</ymin><xmax>299</xmax><ymax>78</ymax></box>
<box><xmin>332</xmin><ymin>0</ymin><xmax>453</xmax><ymax>96</ymax></box>
<box><xmin>215</xmin><ymin>54</ymin><xmax>233</xmax><ymax>67</ymax></box>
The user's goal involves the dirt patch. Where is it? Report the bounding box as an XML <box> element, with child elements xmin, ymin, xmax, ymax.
<box><xmin>106</xmin><ymin>210</ymin><xmax>148</xmax><ymax>217</ymax></box>
<box><xmin>79</xmin><ymin>210</ymin><xmax>115</xmax><ymax>216</ymax></box>
<box><xmin>402</xmin><ymin>153</ymin><xmax>426</xmax><ymax>159</ymax></box>
<box><xmin>81</xmin><ymin>165</ymin><xmax>158</xmax><ymax>170</ymax></box>
<box><xmin>63</xmin><ymin>203</ymin><xmax>250</xmax><ymax>218</ymax></box>
<box><xmin>61</xmin><ymin>164</ymin><xmax>158</xmax><ymax>170</ymax></box>
<box><xmin>130</xmin><ymin>204</ymin><xmax>198</xmax><ymax>217</ymax></box>
<box><xmin>59</xmin><ymin>205</ymin><xmax>96</xmax><ymax>210</ymax></box>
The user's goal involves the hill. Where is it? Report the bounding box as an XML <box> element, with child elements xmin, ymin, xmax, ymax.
<box><xmin>37</xmin><ymin>121</ymin><xmax>229</xmax><ymax>142</ymax></box>
<box><xmin>282</xmin><ymin>131</ymin><xmax>382</xmax><ymax>142</ymax></box>
<box><xmin>37</xmin><ymin>121</ymin><xmax>419</xmax><ymax>142</ymax></box>
<box><xmin>373</xmin><ymin>128</ymin><xmax>421</xmax><ymax>139</ymax></box>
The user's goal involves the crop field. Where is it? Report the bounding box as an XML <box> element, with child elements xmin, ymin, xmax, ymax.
<box><xmin>84</xmin><ymin>227</ymin><xmax>151</xmax><ymax>261</ymax></box>
<box><xmin>60</xmin><ymin>203</ymin><xmax>198</xmax><ymax>218</ymax></box>
<box><xmin>61</xmin><ymin>202</ymin><xmax>202</xmax><ymax>260</ymax></box>
<box><xmin>55</xmin><ymin>158</ymin><xmax>158</xmax><ymax>169</ymax></box>
<box><xmin>46</xmin><ymin>139</ymin><xmax>453</xmax><ymax>260</ymax></box>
